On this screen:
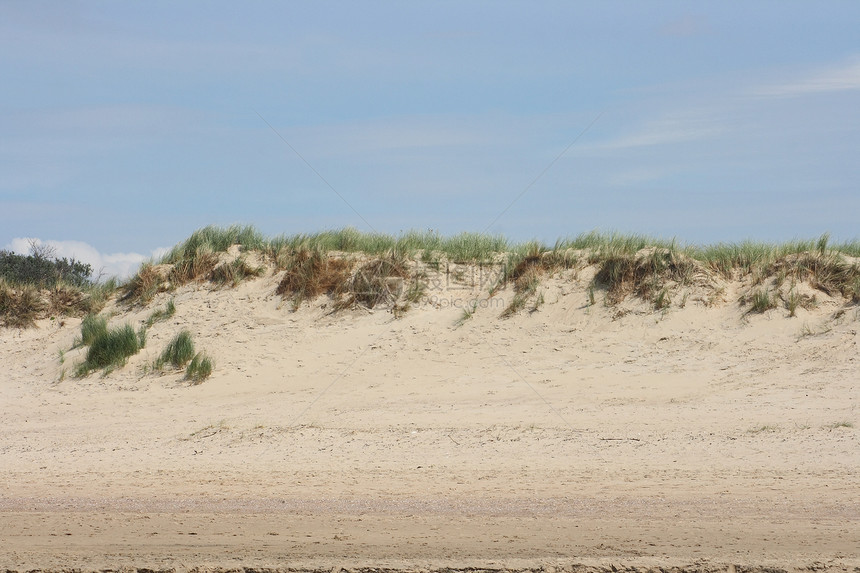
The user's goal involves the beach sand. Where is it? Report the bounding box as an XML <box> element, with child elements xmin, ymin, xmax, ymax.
<box><xmin>2</xmin><ymin>262</ymin><xmax>858</xmax><ymax>571</ymax></box>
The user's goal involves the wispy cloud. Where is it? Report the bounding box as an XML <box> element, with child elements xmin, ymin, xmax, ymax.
<box><xmin>752</xmin><ymin>58</ymin><xmax>860</xmax><ymax>97</ymax></box>
<box><xmin>586</xmin><ymin>115</ymin><xmax>724</xmax><ymax>151</ymax></box>
<box><xmin>5</xmin><ymin>238</ymin><xmax>167</xmax><ymax>279</ymax></box>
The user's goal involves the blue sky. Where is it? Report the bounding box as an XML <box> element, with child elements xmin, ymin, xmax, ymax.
<box><xmin>2</xmin><ymin>1</ymin><xmax>859</xmax><ymax>276</ymax></box>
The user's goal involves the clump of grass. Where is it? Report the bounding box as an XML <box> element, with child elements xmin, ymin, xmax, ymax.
<box><xmin>0</xmin><ymin>280</ymin><xmax>45</xmax><ymax>328</ymax></box>
<box><xmin>556</xmin><ymin>231</ymin><xmax>678</xmax><ymax>260</ymax></box>
<box><xmin>591</xmin><ymin>248</ymin><xmax>698</xmax><ymax>307</ymax></box>
<box><xmin>76</xmin><ymin>323</ymin><xmax>146</xmax><ymax>376</ymax></box>
<box><xmin>391</xmin><ymin>274</ymin><xmax>430</xmax><ymax>318</ymax></box>
<box><xmin>496</xmin><ymin>245</ymin><xmax>551</xmax><ymax>317</ymax></box>
<box><xmin>145</xmin><ymin>298</ymin><xmax>176</xmax><ymax>327</ymax></box>
<box><xmin>343</xmin><ymin>252</ymin><xmax>411</xmax><ymax>309</ymax></box>
<box><xmin>161</xmin><ymin>225</ymin><xmax>267</xmax><ymax>265</ymax></box>
<box><xmin>79</xmin><ymin>313</ymin><xmax>108</xmax><ymax>346</ymax></box>
<box><xmin>826</xmin><ymin>421</ymin><xmax>854</xmax><ymax>430</ymax></box>
<box><xmin>438</xmin><ymin>232</ymin><xmax>509</xmax><ymax>262</ymax></box>
<box><xmin>185</xmin><ymin>352</ymin><xmax>214</xmax><ymax>383</ymax></box>
<box><xmin>121</xmin><ymin>263</ymin><xmax>166</xmax><ymax>305</ymax></box>
<box><xmin>781</xmin><ymin>286</ymin><xmax>817</xmax><ymax>317</ymax></box>
<box><xmin>168</xmin><ymin>247</ymin><xmax>220</xmax><ymax>285</ymax></box>
<box><xmin>276</xmin><ymin>248</ymin><xmax>353</xmax><ymax>309</ymax></box>
<box><xmin>745</xmin><ymin>288</ymin><xmax>777</xmax><ymax>314</ymax></box>
<box><xmin>530</xmin><ymin>291</ymin><xmax>545</xmax><ymax>312</ymax></box>
<box><xmin>268</xmin><ymin>228</ymin><xmax>509</xmax><ymax>263</ymax></box>
<box><xmin>769</xmin><ymin>252</ymin><xmax>860</xmax><ymax>300</ymax></box>
<box><xmin>156</xmin><ymin>330</ymin><xmax>196</xmax><ymax>369</ymax></box>
<box><xmin>501</xmin><ymin>265</ymin><xmax>542</xmax><ymax>317</ymax></box>
<box><xmin>455</xmin><ymin>300</ymin><xmax>478</xmax><ymax>327</ymax></box>
<box><xmin>209</xmin><ymin>257</ymin><xmax>266</xmax><ymax>287</ymax></box>
<box><xmin>46</xmin><ymin>283</ymin><xmax>86</xmax><ymax>317</ymax></box>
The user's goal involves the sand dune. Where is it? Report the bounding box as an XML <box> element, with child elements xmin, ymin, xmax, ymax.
<box><xmin>1</xmin><ymin>254</ymin><xmax>858</xmax><ymax>572</ymax></box>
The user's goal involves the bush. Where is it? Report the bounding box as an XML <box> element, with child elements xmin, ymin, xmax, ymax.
<box><xmin>0</xmin><ymin>248</ymin><xmax>92</xmax><ymax>288</ymax></box>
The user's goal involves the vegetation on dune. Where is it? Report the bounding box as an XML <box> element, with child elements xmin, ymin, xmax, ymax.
<box><xmin>156</xmin><ymin>330</ymin><xmax>196</xmax><ymax>370</ymax></box>
<box><xmin>79</xmin><ymin>313</ymin><xmax>108</xmax><ymax>347</ymax></box>
<box><xmin>275</xmin><ymin>247</ymin><xmax>353</xmax><ymax>308</ymax></box>
<box><xmin>0</xmin><ymin>244</ymin><xmax>93</xmax><ymax>288</ymax></box>
<box><xmin>267</xmin><ymin>227</ymin><xmax>509</xmax><ymax>263</ymax></box>
<box><xmin>75</xmin><ymin>322</ymin><xmax>146</xmax><ymax>377</ymax></box>
<box><xmin>591</xmin><ymin>248</ymin><xmax>700</xmax><ymax>307</ymax></box>
<box><xmin>344</xmin><ymin>252</ymin><xmax>412</xmax><ymax>309</ymax></box>
<box><xmin>0</xmin><ymin>279</ymin><xmax>45</xmax><ymax>328</ymax></box>
<box><xmin>145</xmin><ymin>298</ymin><xmax>176</xmax><ymax>327</ymax></box>
<box><xmin>161</xmin><ymin>225</ymin><xmax>268</xmax><ymax>265</ymax></box>
<box><xmin>0</xmin><ymin>245</ymin><xmax>112</xmax><ymax>327</ymax></box>
<box><xmin>208</xmin><ymin>256</ymin><xmax>266</xmax><ymax>287</ymax></box>
<box><xmin>185</xmin><ymin>351</ymin><xmax>214</xmax><ymax>383</ymax></box>
<box><xmin>5</xmin><ymin>225</ymin><xmax>860</xmax><ymax>327</ymax></box>
<box><xmin>275</xmin><ymin>248</ymin><xmax>415</xmax><ymax>312</ymax></box>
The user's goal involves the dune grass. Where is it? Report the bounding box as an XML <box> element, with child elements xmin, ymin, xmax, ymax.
<box><xmin>0</xmin><ymin>246</ymin><xmax>113</xmax><ymax>327</ymax></box>
<box><xmin>145</xmin><ymin>298</ymin><xmax>176</xmax><ymax>327</ymax></box>
<box><xmin>275</xmin><ymin>247</ymin><xmax>353</xmax><ymax>309</ymax></box>
<box><xmin>76</xmin><ymin>323</ymin><xmax>146</xmax><ymax>376</ymax></box>
<box><xmin>156</xmin><ymin>330</ymin><xmax>196</xmax><ymax>369</ymax></box>
<box><xmin>267</xmin><ymin>228</ymin><xmax>508</xmax><ymax>262</ymax></box>
<box><xmin>209</xmin><ymin>256</ymin><xmax>266</xmax><ymax>287</ymax></box>
<box><xmin>185</xmin><ymin>352</ymin><xmax>214</xmax><ymax>383</ymax></box>
<box><xmin>1</xmin><ymin>276</ymin><xmax>113</xmax><ymax>328</ymax></box>
<box><xmin>106</xmin><ymin>225</ymin><xmax>860</xmax><ymax>315</ymax></box>
<box><xmin>161</xmin><ymin>225</ymin><xmax>268</xmax><ymax>264</ymax></box>
<box><xmin>121</xmin><ymin>263</ymin><xmax>166</xmax><ymax>304</ymax></box>
<box><xmin>79</xmin><ymin>313</ymin><xmax>108</xmax><ymax>346</ymax></box>
<box><xmin>345</xmin><ymin>252</ymin><xmax>411</xmax><ymax>309</ymax></box>
<box><xmin>0</xmin><ymin>280</ymin><xmax>45</xmax><ymax>328</ymax></box>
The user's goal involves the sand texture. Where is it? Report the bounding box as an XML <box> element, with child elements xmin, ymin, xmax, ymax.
<box><xmin>1</xmin><ymin>260</ymin><xmax>858</xmax><ymax>572</ymax></box>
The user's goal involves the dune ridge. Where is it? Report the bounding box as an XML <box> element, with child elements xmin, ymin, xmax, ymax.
<box><xmin>1</xmin><ymin>228</ymin><xmax>859</xmax><ymax>571</ymax></box>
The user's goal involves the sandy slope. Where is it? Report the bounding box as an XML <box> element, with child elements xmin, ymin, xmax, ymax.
<box><xmin>1</xmin><ymin>261</ymin><xmax>858</xmax><ymax>571</ymax></box>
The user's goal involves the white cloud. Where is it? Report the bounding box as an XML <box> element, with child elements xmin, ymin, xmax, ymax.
<box><xmin>752</xmin><ymin>59</ymin><xmax>860</xmax><ymax>98</ymax></box>
<box><xmin>5</xmin><ymin>238</ymin><xmax>168</xmax><ymax>280</ymax></box>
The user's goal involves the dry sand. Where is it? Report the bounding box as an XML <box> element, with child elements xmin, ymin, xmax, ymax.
<box><xmin>1</xmin><ymin>260</ymin><xmax>858</xmax><ymax>572</ymax></box>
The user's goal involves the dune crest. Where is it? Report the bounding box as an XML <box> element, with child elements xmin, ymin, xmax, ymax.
<box><xmin>2</xmin><ymin>230</ymin><xmax>859</xmax><ymax>571</ymax></box>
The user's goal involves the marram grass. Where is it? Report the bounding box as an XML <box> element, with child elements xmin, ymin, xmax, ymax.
<box><xmin>76</xmin><ymin>323</ymin><xmax>146</xmax><ymax>376</ymax></box>
<box><xmin>157</xmin><ymin>330</ymin><xmax>196</xmax><ymax>369</ymax></box>
<box><xmin>4</xmin><ymin>225</ymin><xmax>857</xmax><ymax>325</ymax></box>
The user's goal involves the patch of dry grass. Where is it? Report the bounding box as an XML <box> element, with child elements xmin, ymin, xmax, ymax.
<box><xmin>341</xmin><ymin>252</ymin><xmax>411</xmax><ymax>310</ymax></box>
<box><xmin>0</xmin><ymin>280</ymin><xmax>45</xmax><ymax>328</ymax></box>
<box><xmin>275</xmin><ymin>248</ymin><xmax>354</xmax><ymax>308</ymax></box>
<box><xmin>591</xmin><ymin>248</ymin><xmax>699</xmax><ymax>307</ymax></box>
<box><xmin>121</xmin><ymin>263</ymin><xmax>167</xmax><ymax>305</ymax></box>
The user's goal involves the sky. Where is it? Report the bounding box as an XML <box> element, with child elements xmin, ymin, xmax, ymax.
<box><xmin>2</xmin><ymin>1</ymin><xmax>859</xmax><ymax>277</ymax></box>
